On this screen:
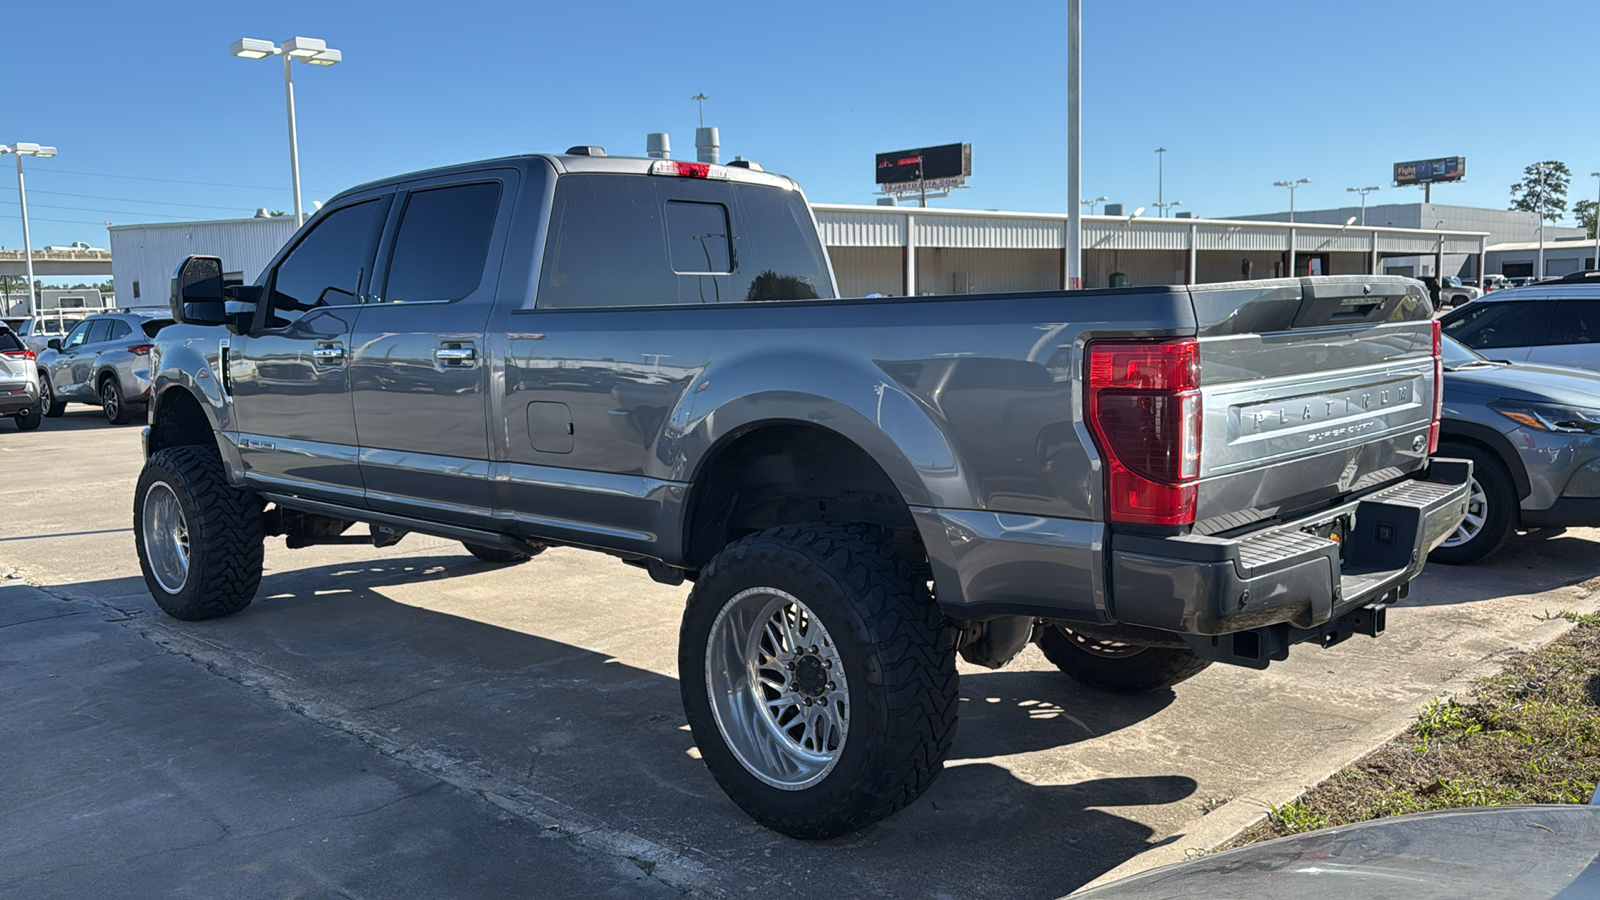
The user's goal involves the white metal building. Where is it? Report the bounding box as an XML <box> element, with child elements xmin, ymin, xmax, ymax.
<box><xmin>1484</xmin><ymin>238</ymin><xmax>1600</xmax><ymax>279</ymax></box>
<box><xmin>812</xmin><ymin>204</ymin><xmax>1488</xmax><ymax>296</ymax></box>
<box><xmin>108</xmin><ymin>217</ymin><xmax>298</xmax><ymax>309</ymax></box>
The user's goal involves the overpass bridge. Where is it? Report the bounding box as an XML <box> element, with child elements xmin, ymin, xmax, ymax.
<box><xmin>0</xmin><ymin>248</ymin><xmax>113</xmax><ymax>277</ymax></box>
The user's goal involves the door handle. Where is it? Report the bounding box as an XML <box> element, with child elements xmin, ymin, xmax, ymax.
<box><xmin>434</xmin><ymin>344</ymin><xmax>478</xmax><ymax>368</ymax></box>
<box><xmin>312</xmin><ymin>343</ymin><xmax>346</xmax><ymax>366</ymax></box>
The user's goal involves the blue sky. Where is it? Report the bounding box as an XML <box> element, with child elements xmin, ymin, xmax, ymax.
<box><xmin>3</xmin><ymin>0</ymin><xmax>1598</xmax><ymax>269</ymax></box>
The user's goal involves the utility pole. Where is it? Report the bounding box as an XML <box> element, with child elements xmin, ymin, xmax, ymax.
<box><xmin>691</xmin><ymin>93</ymin><xmax>708</xmax><ymax>127</ymax></box>
<box><xmin>1591</xmin><ymin>172</ymin><xmax>1599</xmax><ymax>270</ymax></box>
<box><xmin>1155</xmin><ymin>147</ymin><xmax>1167</xmax><ymax>216</ymax></box>
<box><xmin>1347</xmin><ymin>185</ymin><xmax>1380</xmax><ymax>225</ymax></box>
<box><xmin>1066</xmin><ymin>0</ymin><xmax>1082</xmax><ymax>289</ymax></box>
<box><xmin>1536</xmin><ymin>162</ymin><xmax>1547</xmax><ymax>280</ymax></box>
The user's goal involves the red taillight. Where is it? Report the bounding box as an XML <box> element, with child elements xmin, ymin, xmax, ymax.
<box><xmin>1086</xmin><ymin>339</ymin><xmax>1202</xmax><ymax>527</ymax></box>
<box><xmin>127</xmin><ymin>344</ymin><xmax>155</xmax><ymax>356</ymax></box>
<box><xmin>1</xmin><ymin>349</ymin><xmax>34</xmax><ymax>361</ymax></box>
<box><xmin>1429</xmin><ymin>319</ymin><xmax>1442</xmax><ymax>455</ymax></box>
<box><xmin>648</xmin><ymin>159</ymin><xmax>728</xmax><ymax>180</ymax></box>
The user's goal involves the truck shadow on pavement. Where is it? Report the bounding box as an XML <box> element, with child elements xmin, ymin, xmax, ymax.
<box><xmin>45</xmin><ymin>552</ymin><xmax>1196</xmax><ymax>899</ymax></box>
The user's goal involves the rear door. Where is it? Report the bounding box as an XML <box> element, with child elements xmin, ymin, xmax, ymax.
<box><xmin>349</xmin><ymin>170</ymin><xmax>516</xmax><ymax>529</ymax></box>
<box><xmin>1439</xmin><ymin>298</ymin><xmax>1554</xmax><ymax>362</ymax></box>
<box><xmin>229</xmin><ymin>196</ymin><xmax>390</xmax><ymax>503</ymax></box>
<box><xmin>1524</xmin><ymin>298</ymin><xmax>1600</xmax><ymax>373</ymax></box>
<box><xmin>1190</xmin><ymin>277</ymin><xmax>1439</xmax><ymax>533</ymax></box>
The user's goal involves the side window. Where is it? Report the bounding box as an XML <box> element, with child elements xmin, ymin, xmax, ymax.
<box><xmin>1441</xmin><ymin>301</ymin><xmax>1553</xmax><ymax>350</ymax></box>
<box><xmin>62</xmin><ymin>321</ymin><xmax>90</xmax><ymax>349</ymax></box>
<box><xmin>382</xmin><ymin>182</ymin><xmax>501</xmax><ymax>303</ymax></box>
<box><xmin>538</xmin><ymin>175</ymin><xmax>680</xmax><ymax>309</ymax></box>
<box><xmin>107</xmin><ymin>320</ymin><xmax>132</xmax><ymax>341</ymax></box>
<box><xmin>1549</xmin><ymin>299</ymin><xmax>1600</xmax><ymax>345</ymax></box>
<box><xmin>268</xmin><ymin>199</ymin><xmax>385</xmax><ymax>321</ymax></box>
<box><xmin>84</xmin><ymin>319</ymin><xmax>113</xmax><ymax>346</ymax></box>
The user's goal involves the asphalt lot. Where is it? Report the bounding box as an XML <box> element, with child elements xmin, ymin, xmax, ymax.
<box><xmin>5</xmin><ymin>410</ymin><xmax>1600</xmax><ymax>899</ymax></box>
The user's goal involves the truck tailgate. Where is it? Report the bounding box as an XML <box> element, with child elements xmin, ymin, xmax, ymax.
<box><xmin>1188</xmin><ymin>276</ymin><xmax>1436</xmax><ymax>534</ymax></box>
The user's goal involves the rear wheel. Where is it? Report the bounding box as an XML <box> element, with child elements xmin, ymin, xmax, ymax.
<box><xmin>1036</xmin><ymin>625</ymin><xmax>1211</xmax><ymax>693</ymax></box>
<box><xmin>101</xmin><ymin>377</ymin><xmax>130</xmax><ymax>425</ymax></box>
<box><xmin>40</xmin><ymin>373</ymin><xmax>64</xmax><ymax>418</ymax></box>
<box><xmin>1428</xmin><ymin>442</ymin><xmax>1515</xmax><ymax>565</ymax></box>
<box><xmin>15</xmin><ymin>404</ymin><xmax>41</xmax><ymax>431</ymax></box>
<box><xmin>679</xmin><ymin>524</ymin><xmax>958</xmax><ymax>839</ymax></box>
<box><xmin>134</xmin><ymin>445</ymin><xmax>264</xmax><ymax>620</ymax></box>
<box><xmin>462</xmin><ymin>541</ymin><xmax>544</xmax><ymax>564</ymax></box>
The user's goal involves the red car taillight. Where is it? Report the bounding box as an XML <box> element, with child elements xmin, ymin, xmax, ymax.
<box><xmin>1</xmin><ymin>349</ymin><xmax>34</xmax><ymax>361</ymax></box>
<box><xmin>1429</xmin><ymin>319</ymin><xmax>1443</xmax><ymax>455</ymax></box>
<box><xmin>1086</xmin><ymin>339</ymin><xmax>1202</xmax><ymax>527</ymax></box>
<box><xmin>127</xmin><ymin>344</ymin><xmax>155</xmax><ymax>356</ymax></box>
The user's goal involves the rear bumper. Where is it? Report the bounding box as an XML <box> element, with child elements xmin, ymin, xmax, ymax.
<box><xmin>0</xmin><ymin>384</ymin><xmax>39</xmax><ymax>416</ymax></box>
<box><xmin>1521</xmin><ymin>498</ymin><xmax>1600</xmax><ymax>528</ymax></box>
<box><xmin>1111</xmin><ymin>459</ymin><xmax>1470</xmax><ymax>638</ymax></box>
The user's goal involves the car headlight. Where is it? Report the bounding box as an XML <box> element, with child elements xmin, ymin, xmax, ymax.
<box><xmin>1490</xmin><ymin>400</ymin><xmax>1600</xmax><ymax>434</ymax></box>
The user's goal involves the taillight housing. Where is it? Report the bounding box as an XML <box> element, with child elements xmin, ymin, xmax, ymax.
<box><xmin>1086</xmin><ymin>339</ymin><xmax>1203</xmax><ymax>527</ymax></box>
<box><xmin>127</xmin><ymin>344</ymin><xmax>155</xmax><ymax>357</ymax></box>
<box><xmin>1429</xmin><ymin>319</ymin><xmax>1442</xmax><ymax>455</ymax></box>
<box><xmin>1</xmin><ymin>349</ymin><xmax>34</xmax><ymax>361</ymax></box>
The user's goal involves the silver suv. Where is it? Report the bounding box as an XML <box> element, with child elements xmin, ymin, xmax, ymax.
<box><xmin>0</xmin><ymin>323</ymin><xmax>42</xmax><ymax>430</ymax></box>
<box><xmin>37</xmin><ymin>311</ymin><xmax>173</xmax><ymax>424</ymax></box>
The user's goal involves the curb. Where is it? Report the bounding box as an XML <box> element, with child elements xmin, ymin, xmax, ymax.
<box><xmin>1074</xmin><ymin>585</ymin><xmax>1600</xmax><ymax>893</ymax></box>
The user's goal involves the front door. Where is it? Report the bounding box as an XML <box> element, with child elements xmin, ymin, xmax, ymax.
<box><xmin>228</xmin><ymin>197</ymin><xmax>390</xmax><ymax>503</ymax></box>
<box><xmin>349</xmin><ymin>173</ymin><xmax>515</xmax><ymax>528</ymax></box>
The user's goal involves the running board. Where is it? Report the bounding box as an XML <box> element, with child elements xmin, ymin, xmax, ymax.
<box><xmin>258</xmin><ymin>493</ymin><xmax>541</xmax><ymax>556</ymax></box>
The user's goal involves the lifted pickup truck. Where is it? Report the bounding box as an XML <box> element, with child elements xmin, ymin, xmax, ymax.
<box><xmin>141</xmin><ymin>149</ymin><xmax>1469</xmax><ymax>839</ymax></box>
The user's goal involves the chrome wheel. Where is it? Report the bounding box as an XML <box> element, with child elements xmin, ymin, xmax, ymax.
<box><xmin>1442</xmin><ymin>476</ymin><xmax>1488</xmax><ymax>548</ymax></box>
<box><xmin>1057</xmin><ymin>626</ymin><xmax>1147</xmax><ymax>659</ymax></box>
<box><xmin>141</xmin><ymin>481</ymin><xmax>190</xmax><ymax>594</ymax></box>
<box><xmin>705</xmin><ymin>587</ymin><xmax>849</xmax><ymax>791</ymax></box>
<box><xmin>101</xmin><ymin>381</ymin><xmax>118</xmax><ymax>421</ymax></box>
<box><xmin>40</xmin><ymin>378</ymin><xmax>52</xmax><ymax>413</ymax></box>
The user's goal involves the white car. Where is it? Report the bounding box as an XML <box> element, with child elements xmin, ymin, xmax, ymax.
<box><xmin>1438</xmin><ymin>271</ymin><xmax>1600</xmax><ymax>373</ymax></box>
<box><xmin>0</xmin><ymin>323</ymin><xmax>43</xmax><ymax>430</ymax></box>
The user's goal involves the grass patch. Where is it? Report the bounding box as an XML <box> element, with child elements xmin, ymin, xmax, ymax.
<box><xmin>1228</xmin><ymin>613</ymin><xmax>1600</xmax><ymax>847</ymax></box>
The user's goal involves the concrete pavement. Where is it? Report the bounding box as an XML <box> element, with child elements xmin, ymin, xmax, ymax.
<box><xmin>4</xmin><ymin>410</ymin><xmax>1599</xmax><ymax>898</ymax></box>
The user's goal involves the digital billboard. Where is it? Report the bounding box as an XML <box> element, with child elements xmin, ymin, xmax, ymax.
<box><xmin>876</xmin><ymin>143</ymin><xmax>971</xmax><ymax>186</ymax></box>
<box><xmin>1394</xmin><ymin>157</ymin><xmax>1466</xmax><ymax>186</ymax></box>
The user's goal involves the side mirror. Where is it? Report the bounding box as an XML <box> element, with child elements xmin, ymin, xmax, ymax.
<box><xmin>170</xmin><ymin>255</ymin><xmax>227</xmax><ymax>326</ymax></box>
<box><xmin>47</xmin><ymin>338</ymin><xmax>61</xmax><ymax>351</ymax></box>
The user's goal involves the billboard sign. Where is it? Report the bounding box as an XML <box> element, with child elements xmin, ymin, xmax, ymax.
<box><xmin>876</xmin><ymin>143</ymin><xmax>971</xmax><ymax>186</ymax></box>
<box><xmin>1394</xmin><ymin>157</ymin><xmax>1466</xmax><ymax>186</ymax></box>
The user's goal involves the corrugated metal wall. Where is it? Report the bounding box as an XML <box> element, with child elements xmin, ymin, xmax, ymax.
<box><xmin>1083</xmin><ymin>249</ymin><xmax>1187</xmax><ymax>288</ymax></box>
<box><xmin>828</xmin><ymin>247</ymin><xmax>903</xmax><ymax>297</ymax></box>
<box><xmin>915</xmin><ymin>248</ymin><xmax>1062</xmax><ymax>295</ymax></box>
<box><xmin>815</xmin><ymin>210</ymin><xmax>905</xmax><ymax>248</ymax></box>
<box><xmin>914</xmin><ymin>217</ymin><xmax>1063</xmax><ymax>250</ymax></box>
<box><xmin>110</xmin><ymin>218</ymin><xmax>298</xmax><ymax>308</ymax></box>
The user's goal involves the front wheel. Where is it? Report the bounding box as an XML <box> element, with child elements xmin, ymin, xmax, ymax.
<box><xmin>40</xmin><ymin>373</ymin><xmax>64</xmax><ymax>418</ymax></box>
<box><xmin>1036</xmin><ymin>626</ymin><xmax>1211</xmax><ymax>693</ymax></box>
<box><xmin>1428</xmin><ymin>442</ymin><xmax>1515</xmax><ymax>565</ymax></box>
<box><xmin>134</xmin><ymin>445</ymin><xmax>265</xmax><ymax>620</ymax></box>
<box><xmin>679</xmin><ymin>524</ymin><xmax>958</xmax><ymax>839</ymax></box>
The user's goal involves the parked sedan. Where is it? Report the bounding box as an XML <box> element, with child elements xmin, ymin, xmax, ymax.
<box><xmin>1431</xmin><ymin>336</ymin><xmax>1600</xmax><ymax>563</ymax></box>
<box><xmin>37</xmin><ymin>311</ymin><xmax>173</xmax><ymax>424</ymax></box>
<box><xmin>0</xmin><ymin>323</ymin><xmax>42</xmax><ymax>431</ymax></box>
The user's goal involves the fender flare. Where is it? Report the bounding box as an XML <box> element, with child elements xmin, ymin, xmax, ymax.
<box><xmin>1438</xmin><ymin>419</ymin><xmax>1532</xmax><ymax>500</ymax></box>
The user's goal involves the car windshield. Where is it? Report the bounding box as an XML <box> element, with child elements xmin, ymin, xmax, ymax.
<box><xmin>1441</xmin><ymin>335</ymin><xmax>1497</xmax><ymax>370</ymax></box>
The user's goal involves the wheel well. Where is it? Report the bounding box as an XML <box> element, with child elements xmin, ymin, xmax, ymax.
<box><xmin>147</xmin><ymin>388</ymin><xmax>215</xmax><ymax>455</ymax></box>
<box><xmin>1437</xmin><ymin>425</ymin><xmax>1531</xmax><ymax>500</ymax></box>
<box><xmin>682</xmin><ymin>423</ymin><xmax>921</xmax><ymax>571</ymax></box>
<box><xmin>96</xmin><ymin>370</ymin><xmax>119</xmax><ymax>391</ymax></box>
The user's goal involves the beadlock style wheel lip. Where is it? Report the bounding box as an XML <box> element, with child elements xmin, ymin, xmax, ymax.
<box><xmin>704</xmin><ymin>586</ymin><xmax>850</xmax><ymax>791</ymax></box>
<box><xmin>141</xmin><ymin>481</ymin><xmax>190</xmax><ymax>594</ymax></box>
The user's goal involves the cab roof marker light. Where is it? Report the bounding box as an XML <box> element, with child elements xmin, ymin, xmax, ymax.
<box><xmin>649</xmin><ymin>160</ymin><xmax>728</xmax><ymax>180</ymax></box>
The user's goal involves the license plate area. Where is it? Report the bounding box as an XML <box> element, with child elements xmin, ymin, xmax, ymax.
<box><xmin>1302</xmin><ymin>514</ymin><xmax>1352</xmax><ymax>568</ymax></box>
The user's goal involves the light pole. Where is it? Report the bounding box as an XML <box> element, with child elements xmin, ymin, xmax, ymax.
<box><xmin>1535</xmin><ymin>163</ymin><xmax>1547</xmax><ymax>280</ymax></box>
<box><xmin>1153</xmin><ymin>200</ymin><xmax>1183</xmax><ymax>217</ymax></box>
<box><xmin>1274</xmin><ymin>178</ymin><xmax>1311</xmax><ymax>222</ymax></box>
<box><xmin>1066</xmin><ymin>0</ymin><xmax>1081</xmax><ymax>289</ymax></box>
<box><xmin>1591</xmin><ymin>172</ymin><xmax>1599</xmax><ymax>271</ymax></box>
<box><xmin>1080</xmin><ymin>195</ymin><xmax>1107</xmax><ymax>215</ymax></box>
<box><xmin>0</xmin><ymin>142</ymin><xmax>57</xmax><ymax>317</ymax></box>
<box><xmin>1346</xmin><ymin>185</ymin><xmax>1380</xmax><ymax>225</ymax></box>
<box><xmin>1155</xmin><ymin>147</ymin><xmax>1168</xmax><ymax>215</ymax></box>
<box><xmin>230</xmin><ymin>36</ymin><xmax>343</xmax><ymax>227</ymax></box>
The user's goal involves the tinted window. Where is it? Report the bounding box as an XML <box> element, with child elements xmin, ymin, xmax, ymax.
<box><xmin>107</xmin><ymin>319</ymin><xmax>132</xmax><ymax>341</ymax></box>
<box><xmin>140</xmin><ymin>318</ymin><xmax>174</xmax><ymax>338</ymax></box>
<box><xmin>1549</xmin><ymin>299</ymin><xmax>1600</xmax><ymax>345</ymax></box>
<box><xmin>85</xmin><ymin>319</ymin><xmax>113</xmax><ymax>345</ymax></box>
<box><xmin>269</xmin><ymin>199</ymin><xmax>385</xmax><ymax>319</ymax></box>
<box><xmin>537</xmin><ymin>174</ymin><xmax>833</xmax><ymax>309</ymax></box>
<box><xmin>1441</xmin><ymin>301</ymin><xmax>1553</xmax><ymax>350</ymax></box>
<box><xmin>383</xmin><ymin>182</ymin><xmax>501</xmax><ymax>302</ymax></box>
<box><xmin>62</xmin><ymin>321</ymin><xmax>89</xmax><ymax>349</ymax></box>
<box><xmin>0</xmin><ymin>329</ymin><xmax>22</xmax><ymax>352</ymax></box>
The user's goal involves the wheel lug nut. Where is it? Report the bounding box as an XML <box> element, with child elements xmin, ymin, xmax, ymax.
<box><xmin>827</xmin><ymin>682</ymin><xmax>836</xmax><ymax>691</ymax></box>
<box><xmin>823</xmin><ymin>660</ymin><xmax>831</xmax><ymax>669</ymax></box>
<box><xmin>804</xmin><ymin>697</ymin><xmax>813</xmax><ymax>706</ymax></box>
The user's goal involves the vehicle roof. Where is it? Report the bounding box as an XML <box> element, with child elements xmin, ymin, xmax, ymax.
<box><xmin>331</xmin><ymin>152</ymin><xmax>798</xmax><ymax>205</ymax></box>
<box><xmin>1458</xmin><ymin>282</ymin><xmax>1600</xmax><ymax>303</ymax></box>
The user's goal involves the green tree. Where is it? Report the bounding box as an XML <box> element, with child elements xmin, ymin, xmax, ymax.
<box><xmin>1576</xmin><ymin>199</ymin><xmax>1598</xmax><ymax>240</ymax></box>
<box><xmin>1509</xmin><ymin>160</ymin><xmax>1570</xmax><ymax>223</ymax></box>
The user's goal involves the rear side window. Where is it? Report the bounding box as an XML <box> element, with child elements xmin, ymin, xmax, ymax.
<box><xmin>1442</xmin><ymin>301</ymin><xmax>1553</xmax><ymax>350</ymax></box>
<box><xmin>537</xmin><ymin>174</ymin><xmax>832</xmax><ymax>309</ymax></box>
<box><xmin>0</xmin><ymin>330</ymin><xmax>22</xmax><ymax>352</ymax></box>
<box><xmin>107</xmin><ymin>320</ymin><xmax>132</xmax><ymax>341</ymax></box>
<box><xmin>383</xmin><ymin>182</ymin><xmax>501</xmax><ymax>302</ymax></box>
<box><xmin>1549</xmin><ymin>299</ymin><xmax>1600</xmax><ymax>345</ymax></box>
<box><xmin>270</xmin><ymin>199</ymin><xmax>386</xmax><ymax>318</ymax></box>
<box><xmin>140</xmin><ymin>319</ymin><xmax>174</xmax><ymax>338</ymax></box>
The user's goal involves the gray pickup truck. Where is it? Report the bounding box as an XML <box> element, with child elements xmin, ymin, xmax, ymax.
<box><xmin>141</xmin><ymin>149</ymin><xmax>1469</xmax><ymax>838</ymax></box>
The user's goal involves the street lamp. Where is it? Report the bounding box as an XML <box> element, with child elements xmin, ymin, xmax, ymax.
<box><xmin>1590</xmin><ymin>172</ymin><xmax>1599</xmax><ymax>272</ymax></box>
<box><xmin>1080</xmin><ymin>195</ymin><xmax>1108</xmax><ymax>215</ymax></box>
<box><xmin>1153</xmin><ymin>200</ymin><xmax>1183</xmax><ymax>216</ymax></box>
<box><xmin>1346</xmin><ymin>185</ymin><xmax>1380</xmax><ymax>225</ymax></box>
<box><xmin>0</xmin><ymin>142</ymin><xmax>57</xmax><ymax>317</ymax></box>
<box><xmin>1155</xmin><ymin>148</ymin><xmax>1168</xmax><ymax>215</ymax></box>
<box><xmin>230</xmin><ymin>36</ymin><xmax>343</xmax><ymax>227</ymax></box>
<box><xmin>1274</xmin><ymin>178</ymin><xmax>1311</xmax><ymax>222</ymax></box>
